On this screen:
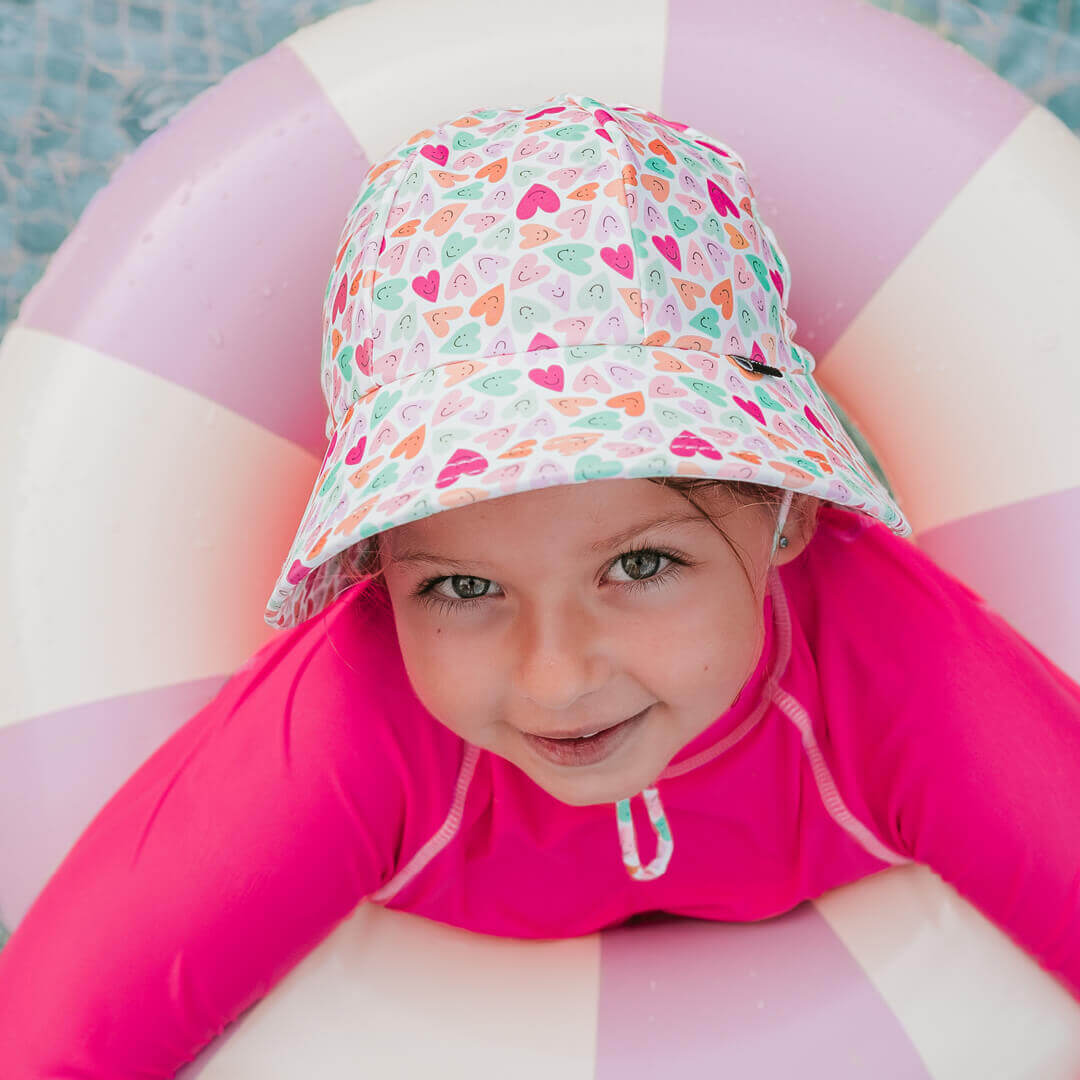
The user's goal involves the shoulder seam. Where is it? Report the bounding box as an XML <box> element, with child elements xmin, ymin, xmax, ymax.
<box><xmin>369</xmin><ymin>742</ymin><xmax>481</xmax><ymax>904</ymax></box>
<box><xmin>773</xmin><ymin>687</ymin><xmax>913</xmax><ymax>867</ymax></box>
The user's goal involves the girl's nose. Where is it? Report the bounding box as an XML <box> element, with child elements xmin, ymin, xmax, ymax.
<box><xmin>512</xmin><ymin>599</ymin><xmax>610</xmax><ymax>710</ymax></box>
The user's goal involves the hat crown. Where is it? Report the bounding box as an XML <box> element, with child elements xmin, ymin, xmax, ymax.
<box><xmin>319</xmin><ymin>92</ymin><xmax>807</xmax><ymax>435</ymax></box>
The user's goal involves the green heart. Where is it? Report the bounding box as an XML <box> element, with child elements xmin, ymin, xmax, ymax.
<box><xmin>552</xmin><ymin>124</ymin><xmax>588</xmax><ymax>141</ymax></box>
<box><xmin>567</xmin><ymin>344</ymin><xmax>605</xmax><ymax>363</ymax></box>
<box><xmin>435</xmin><ymin>427</ymin><xmax>469</xmax><ymax>453</ymax></box>
<box><xmin>391</xmin><ymin>304</ymin><xmax>419</xmax><ymax>343</ymax></box>
<box><xmin>372</xmin><ymin>278</ymin><xmax>406</xmax><ymax>310</ymax></box>
<box><xmin>737</xmin><ymin>304</ymin><xmax>755</xmax><ymax>336</ymax></box>
<box><xmin>336</xmin><ymin>345</ymin><xmax>354</xmax><ymax>380</ymax></box>
<box><xmin>571</xmin><ymin>411</ymin><xmax>622</xmax><ymax>431</ymax></box>
<box><xmin>474</xmin><ymin>109</ymin><xmax>498</xmax><ymax>119</ymax></box>
<box><xmin>690</xmin><ymin>307</ymin><xmax>721</xmax><ymax>336</ymax></box>
<box><xmin>575</xmin><ymin>454</ymin><xmax>623</xmax><ymax>482</ymax></box>
<box><xmin>745</xmin><ymin>253</ymin><xmax>771</xmax><ymax>291</ymax></box>
<box><xmin>631</xmin><ymin>227</ymin><xmax>650</xmax><ymax>258</ymax></box>
<box><xmin>654</xmin><ymin>406</ymin><xmax>684</xmax><ymax>428</ymax></box>
<box><xmin>441</xmin><ymin>232</ymin><xmax>477</xmax><ymax>265</ymax></box>
<box><xmin>571</xmin><ymin>144</ymin><xmax>602</xmax><ymax>164</ymax></box>
<box><xmin>643</xmin><ymin>155</ymin><xmax>674</xmax><ymax>178</ymax></box>
<box><xmin>470</xmin><ymin>370</ymin><xmax>520</xmax><ymax>396</ymax></box>
<box><xmin>702</xmin><ymin>214</ymin><xmax>723</xmax><ymax>239</ymax></box>
<box><xmin>439</xmin><ymin>322</ymin><xmax>482</xmax><ymax>355</ymax></box>
<box><xmin>513</xmin><ymin>165</ymin><xmax>543</xmax><ymax>185</ymax></box>
<box><xmin>318</xmin><ymin>460</ymin><xmax>342</xmax><ymax>497</ymax></box>
<box><xmin>511</xmin><ymin>298</ymin><xmax>551</xmax><ymax>331</ymax></box>
<box><xmin>668</xmin><ymin>206</ymin><xmax>698</xmax><ymax>236</ymax></box>
<box><xmin>544</xmin><ymin>243</ymin><xmax>595</xmax><ymax>276</ymax></box>
<box><xmin>680</xmin><ymin>377</ymin><xmax>728</xmax><ymax>406</ymax></box>
<box><xmin>452</xmin><ymin>131</ymin><xmax>482</xmax><ymax>150</ymax></box>
<box><xmin>489</xmin><ymin>223</ymin><xmax>515</xmax><ymax>250</ymax></box>
<box><xmin>577</xmin><ymin>278</ymin><xmax>610</xmax><ymax>310</ymax></box>
<box><xmin>787</xmin><ymin>455</ymin><xmax>823</xmax><ymax>477</ymax></box>
<box><xmin>448</xmin><ymin>181</ymin><xmax>484</xmax><ymax>200</ymax></box>
<box><xmin>400</xmin><ymin>166</ymin><xmax>423</xmax><ymax>193</ymax></box>
<box><xmin>370</xmin><ymin>461</ymin><xmax>400</xmax><ymax>491</ymax></box>
<box><xmin>372</xmin><ymin>388</ymin><xmax>402</xmax><ymax>423</ymax></box>
<box><xmin>503</xmin><ymin>393</ymin><xmax>538</xmax><ymax>420</ymax></box>
<box><xmin>754</xmin><ymin>385</ymin><xmax>786</xmax><ymax>412</ymax></box>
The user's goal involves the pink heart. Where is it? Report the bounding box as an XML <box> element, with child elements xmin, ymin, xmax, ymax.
<box><xmin>707</xmin><ymin>178</ymin><xmax>740</xmax><ymax>217</ymax></box>
<box><xmin>511</xmin><ymin>252</ymin><xmax>549</xmax><ymax>286</ymax></box>
<box><xmin>804</xmin><ymin>404</ymin><xmax>832</xmax><ymax>436</ymax></box>
<box><xmin>420</xmin><ymin>143</ymin><xmax>449</xmax><ymax>165</ymax></box>
<box><xmin>733</xmin><ymin>396</ymin><xmax>766</xmax><ymax>425</ymax></box>
<box><xmin>670</xmin><ymin>430</ymin><xmax>723</xmax><ymax>460</ymax></box>
<box><xmin>412</xmin><ymin>269</ymin><xmax>439</xmax><ymax>302</ymax></box>
<box><xmin>345</xmin><ymin>434</ymin><xmax>367</xmax><ymax>466</ymax></box>
<box><xmin>516</xmin><ymin>182</ymin><xmax>560</xmax><ymax>220</ymax></box>
<box><xmin>529</xmin><ymin>364</ymin><xmax>564</xmax><ymax>391</ymax></box>
<box><xmin>651</xmin><ymin>234</ymin><xmax>681</xmax><ymax>269</ymax></box>
<box><xmin>527</xmin><ymin>332</ymin><xmax>559</xmax><ymax>351</ymax></box>
<box><xmin>768</xmin><ymin>267</ymin><xmax>784</xmax><ymax>298</ymax></box>
<box><xmin>332</xmin><ymin>274</ymin><xmax>348</xmax><ymax>322</ymax></box>
<box><xmin>600</xmin><ymin>243</ymin><xmax>634</xmax><ymax>280</ymax></box>
<box><xmin>436</xmin><ymin>448</ymin><xmax>488</xmax><ymax>489</ymax></box>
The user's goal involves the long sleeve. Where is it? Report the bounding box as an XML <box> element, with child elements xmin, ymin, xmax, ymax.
<box><xmin>799</xmin><ymin>512</ymin><xmax>1080</xmax><ymax>1003</ymax></box>
<box><xmin>0</xmin><ymin>591</ymin><xmax>455</xmax><ymax>1076</ymax></box>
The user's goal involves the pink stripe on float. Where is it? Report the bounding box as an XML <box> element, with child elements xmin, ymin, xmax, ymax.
<box><xmin>661</xmin><ymin>0</ymin><xmax>1031</xmax><ymax>366</ymax></box>
<box><xmin>0</xmin><ymin>676</ymin><xmax>227</xmax><ymax>932</ymax></box>
<box><xmin>917</xmin><ymin>486</ymin><xmax>1080</xmax><ymax>684</ymax></box>
<box><xmin>16</xmin><ymin>44</ymin><xmax>368</xmax><ymax>458</ymax></box>
<box><xmin>595</xmin><ymin>910</ymin><xmax>929</xmax><ymax>1077</ymax></box>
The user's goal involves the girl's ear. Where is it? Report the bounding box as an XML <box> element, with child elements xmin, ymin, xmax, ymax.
<box><xmin>772</xmin><ymin>494</ymin><xmax>821</xmax><ymax>565</ymax></box>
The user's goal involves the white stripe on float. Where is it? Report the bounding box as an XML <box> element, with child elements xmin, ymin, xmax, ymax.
<box><xmin>193</xmin><ymin>903</ymin><xmax>601</xmax><ymax>1078</ymax></box>
<box><xmin>820</xmin><ymin>105</ymin><xmax>1080</xmax><ymax>537</ymax></box>
<box><xmin>811</xmin><ymin>863</ymin><xmax>1080</xmax><ymax>1076</ymax></box>
<box><xmin>0</xmin><ymin>327</ymin><xmax>320</xmax><ymax>728</ymax></box>
<box><xmin>283</xmin><ymin>0</ymin><xmax>669</xmax><ymax>157</ymax></box>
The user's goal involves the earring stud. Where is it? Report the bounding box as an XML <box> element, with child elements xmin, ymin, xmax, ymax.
<box><xmin>778</xmin><ymin>535</ymin><xmax>789</xmax><ymax>549</ymax></box>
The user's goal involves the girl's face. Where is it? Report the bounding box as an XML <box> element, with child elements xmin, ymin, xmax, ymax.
<box><xmin>379</xmin><ymin>478</ymin><xmax>813</xmax><ymax>807</ymax></box>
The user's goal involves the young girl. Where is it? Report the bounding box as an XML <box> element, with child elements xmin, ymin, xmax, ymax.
<box><xmin>2</xmin><ymin>91</ymin><xmax>1079</xmax><ymax>1073</ymax></box>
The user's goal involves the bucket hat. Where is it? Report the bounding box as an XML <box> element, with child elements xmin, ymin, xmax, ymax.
<box><xmin>264</xmin><ymin>91</ymin><xmax>911</xmax><ymax>630</ymax></box>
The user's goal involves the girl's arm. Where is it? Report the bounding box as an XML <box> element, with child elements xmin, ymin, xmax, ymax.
<box><xmin>809</xmin><ymin>516</ymin><xmax>1080</xmax><ymax>1003</ymax></box>
<box><xmin>0</xmin><ymin>606</ymin><xmax>441</xmax><ymax>1076</ymax></box>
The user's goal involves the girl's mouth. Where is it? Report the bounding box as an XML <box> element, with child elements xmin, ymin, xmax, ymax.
<box><xmin>522</xmin><ymin>706</ymin><xmax>651</xmax><ymax>767</ymax></box>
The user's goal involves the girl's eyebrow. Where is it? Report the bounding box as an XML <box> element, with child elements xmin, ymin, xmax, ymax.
<box><xmin>388</xmin><ymin>510</ymin><xmax>708</xmax><ymax>570</ymax></box>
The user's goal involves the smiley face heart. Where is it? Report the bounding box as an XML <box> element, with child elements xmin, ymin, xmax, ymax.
<box><xmin>669</xmin><ymin>430</ymin><xmax>723</xmax><ymax>460</ymax></box>
<box><xmin>435</xmin><ymin>448</ymin><xmax>488</xmax><ymax>489</ymax></box>
<box><xmin>651</xmin><ymin>234</ymin><xmax>681</xmax><ymax>269</ymax></box>
<box><xmin>516</xmin><ymin>182</ymin><xmax>560</xmax><ymax>219</ymax></box>
<box><xmin>420</xmin><ymin>143</ymin><xmax>450</xmax><ymax>166</ymax></box>
<box><xmin>411</xmin><ymin>269</ymin><xmax>440</xmax><ymax>302</ymax></box>
<box><xmin>600</xmin><ymin>243</ymin><xmax>634</xmax><ymax>279</ymax></box>
<box><xmin>528</xmin><ymin>364</ymin><xmax>565</xmax><ymax>392</ymax></box>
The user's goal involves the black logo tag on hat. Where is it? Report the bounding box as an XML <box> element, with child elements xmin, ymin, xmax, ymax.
<box><xmin>731</xmin><ymin>355</ymin><xmax>785</xmax><ymax>378</ymax></box>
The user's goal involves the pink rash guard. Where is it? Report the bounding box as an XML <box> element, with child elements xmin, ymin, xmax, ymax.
<box><xmin>2</xmin><ymin>501</ymin><xmax>1079</xmax><ymax>1074</ymax></box>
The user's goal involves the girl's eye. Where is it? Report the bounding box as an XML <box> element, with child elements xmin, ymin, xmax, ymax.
<box><xmin>412</xmin><ymin>546</ymin><xmax>690</xmax><ymax>615</ymax></box>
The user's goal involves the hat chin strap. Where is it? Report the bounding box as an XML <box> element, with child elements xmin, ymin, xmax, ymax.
<box><xmin>613</xmin><ymin>487</ymin><xmax>796</xmax><ymax>881</ymax></box>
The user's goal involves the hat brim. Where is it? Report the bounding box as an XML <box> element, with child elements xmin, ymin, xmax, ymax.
<box><xmin>264</xmin><ymin>344</ymin><xmax>910</xmax><ymax>628</ymax></box>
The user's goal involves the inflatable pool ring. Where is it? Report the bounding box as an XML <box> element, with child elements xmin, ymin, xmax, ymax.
<box><xmin>3</xmin><ymin>0</ymin><xmax>1080</xmax><ymax>1073</ymax></box>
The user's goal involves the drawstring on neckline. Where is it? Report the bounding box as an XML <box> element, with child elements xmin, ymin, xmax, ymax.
<box><xmin>615</xmin><ymin>787</ymin><xmax>673</xmax><ymax>881</ymax></box>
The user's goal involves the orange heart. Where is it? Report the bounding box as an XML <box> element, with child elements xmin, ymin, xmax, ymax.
<box><xmin>641</xmin><ymin>174</ymin><xmax>670</xmax><ymax>202</ymax></box>
<box><xmin>334</xmin><ymin>237</ymin><xmax>350</xmax><ymax>271</ymax></box>
<box><xmin>804</xmin><ymin>449</ymin><xmax>833</xmax><ymax>474</ymax></box>
<box><xmin>723</xmin><ymin>224</ymin><xmax>749</xmax><ymax>250</ymax></box>
<box><xmin>617</xmin><ymin>287</ymin><xmax>642</xmax><ymax>318</ymax></box>
<box><xmin>451</xmin><ymin>116</ymin><xmax>481</xmax><ymax>128</ymax></box>
<box><xmin>621</xmin><ymin>164</ymin><xmax>638</xmax><ymax>186</ymax></box>
<box><xmin>469</xmin><ymin>284</ymin><xmax>504</xmax><ymax>326</ymax></box>
<box><xmin>345</xmin><ymin>461</ymin><xmax>384</xmax><ymax>492</ymax></box>
<box><xmin>607</xmin><ymin>392</ymin><xmax>644</xmax><ymax>416</ymax></box>
<box><xmin>432</xmin><ymin>170</ymin><xmax>470</xmax><ymax>189</ymax></box>
<box><xmin>725</xmin><ymin>354</ymin><xmax>762</xmax><ymax>381</ymax></box>
<box><xmin>671</xmin><ymin>277</ymin><xmax>705</xmax><ymax>309</ymax></box>
<box><xmin>331</xmin><ymin>329</ymin><xmax>343</xmax><ymax>356</ymax></box>
<box><xmin>603</xmin><ymin>176</ymin><xmax>629</xmax><ymax>206</ymax></box>
<box><xmin>367</xmin><ymin>159</ymin><xmax>398</xmax><ymax>184</ymax></box>
<box><xmin>732</xmin><ymin>452</ymin><xmax>762</xmax><ymax>465</ymax></box>
<box><xmin>333</xmin><ymin>496</ymin><xmax>380</xmax><ymax>536</ymax></box>
<box><xmin>423</xmin><ymin>306</ymin><xmax>464</xmax><ymax>337</ymax></box>
<box><xmin>476</xmin><ymin>157</ymin><xmax>507</xmax><ymax>183</ymax></box>
<box><xmin>624</xmin><ymin>133</ymin><xmax>646</xmax><ymax>156</ymax></box>
<box><xmin>710</xmin><ymin>279</ymin><xmax>734</xmax><ymax>319</ymax></box>
<box><xmin>519</xmin><ymin>224</ymin><xmax>561</xmax><ymax>248</ymax></box>
<box><xmin>642</xmin><ymin>330</ymin><xmax>670</xmax><ymax>347</ymax></box>
<box><xmin>349</xmin><ymin>275</ymin><xmax>361</xmax><ymax>296</ymax></box>
<box><xmin>545</xmin><ymin>433</ymin><xmax>604</xmax><ymax>454</ymax></box>
<box><xmin>763</xmin><ymin>431</ymin><xmax>797</xmax><ymax>451</ymax></box>
<box><xmin>424</xmin><ymin>202</ymin><xmax>466</xmax><ymax>237</ymax></box>
<box><xmin>674</xmin><ymin>334</ymin><xmax>712</xmax><ymax>352</ymax></box>
<box><xmin>568</xmin><ymin>182</ymin><xmax>598</xmax><ymax>201</ymax></box>
<box><xmin>391</xmin><ymin>425</ymin><xmax>426</xmax><ymax>460</ymax></box>
<box><xmin>305</xmin><ymin>527</ymin><xmax>332</xmax><ymax>561</ymax></box>
<box><xmin>443</xmin><ymin>359</ymin><xmax>485</xmax><ymax>386</ymax></box>
<box><xmin>653</xmin><ymin>350</ymin><xmax>692</xmax><ymax>373</ymax></box>
<box><xmin>390</xmin><ymin>218</ymin><xmax>420</xmax><ymax>238</ymax></box>
<box><xmin>549</xmin><ymin>397</ymin><xmax>598</xmax><ymax>417</ymax></box>
<box><xmin>648</xmin><ymin>138</ymin><xmax>676</xmax><ymax>164</ymax></box>
<box><xmin>498</xmin><ymin>439</ymin><xmax>537</xmax><ymax>459</ymax></box>
<box><xmin>739</xmin><ymin>196</ymin><xmax>753</xmax><ymax>214</ymax></box>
